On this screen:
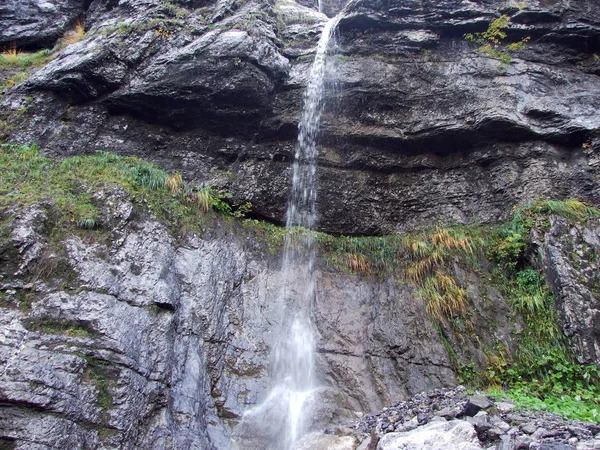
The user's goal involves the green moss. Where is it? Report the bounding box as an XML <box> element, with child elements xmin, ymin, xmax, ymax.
<box><xmin>0</xmin><ymin>144</ymin><xmax>209</xmax><ymax>236</ymax></box>
<box><xmin>83</xmin><ymin>358</ymin><xmax>114</xmax><ymax>412</ymax></box>
<box><xmin>26</xmin><ymin>318</ymin><xmax>93</xmax><ymax>338</ymax></box>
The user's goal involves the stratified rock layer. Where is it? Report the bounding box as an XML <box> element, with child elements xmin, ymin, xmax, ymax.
<box><xmin>2</xmin><ymin>194</ymin><xmax>600</xmax><ymax>448</ymax></box>
<box><xmin>2</xmin><ymin>0</ymin><xmax>599</xmax><ymax>234</ymax></box>
<box><xmin>0</xmin><ymin>196</ymin><xmax>454</xmax><ymax>449</ymax></box>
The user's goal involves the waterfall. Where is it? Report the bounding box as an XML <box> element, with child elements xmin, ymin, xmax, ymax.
<box><xmin>234</xmin><ymin>14</ymin><xmax>340</xmax><ymax>450</ymax></box>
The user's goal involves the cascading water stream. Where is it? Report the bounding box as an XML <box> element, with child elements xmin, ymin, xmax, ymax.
<box><xmin>234</xmin><ymin>13</ymin><xmax>341</xmax><ymax>450</ymax></box>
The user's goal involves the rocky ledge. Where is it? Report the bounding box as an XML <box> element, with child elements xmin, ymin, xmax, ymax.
<box><xmin>346</xmin><ymin>387</ymin><xmax>600</xmax><ymax>450</ymax></box>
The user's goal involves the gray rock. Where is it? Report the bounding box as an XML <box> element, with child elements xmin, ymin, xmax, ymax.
<box><xmin>577</xmin><ymin>440</ymin><xmax>600</xmax><ymax>449</ymax></box>
<box><xmin>517</xmin><ymin>435</ymin><xmax>534</xmax><ymax>449</ymax></box>
<box><xmin>533</xmin><ymin>428</ymin><xmax>552</xmax><ymax>440</ymax></box>
<box><xmin>539</xmin><ymin>443</ymin><xmax>576</xmax><ymax>450</ymax></box>
<box><xmin>541</xmin><ymin>216</ymin><xmax>600</xmax><ymax>365</ymax></box>
<box><xmin>467</xmin><ymin>411</ymin><xmax>492</xmax><ymax>434</ymax></box>
<box><xmin>377</xmin><ymin>420</ymin><xmax>484</xmax><ymax>450</ymax></box>
<box><xmin>464</xmin><ymin>395</ymin><xmax>493</xmax><ymax>417</ymax></box>
<box><xmin>498</xmin><ymin>434</ymin><xmax>519</xmax><ymax>450</ymax></box>
<box><xmin>522</xmin><ymin>423</ymin><xmax>538</xmax><ymax>435</ymax></box>
<box><xmin>4</xmin><ymin>0</ymin><xmax>600</xmax><ymax>236</ymax></box>
<box><xmin>0</xmin><ymin>198</ymin><xmax>456</xmax><ymax>449</ymax></box>
<box><xmin>0</xmin><ymin>0</ymin><xmax>86</xmax><ymax>48</ymax></box>
<box><xmin>437</xmin><ymin>406</ymin><xmax>460</xmax><ymax>420</ymax></box>
<box><xmin>488</xmin><ymin>427</ymin><xmax>507</xmax><ymax>441</ymax></box>
<box><xmin>491</xmin><ymin>416</ymin><xmax>513</xmax><ymax>433</ymax></box>
<box><xmin>496</xmin><ymin>402</ymin><xmax>517</xmax><ymax>413</ymax></box>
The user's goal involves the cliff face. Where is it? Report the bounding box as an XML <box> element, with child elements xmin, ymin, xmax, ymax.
<box><xmin>0</xmin><ymin>196</ymin><xmax>453</xmax><ymax>449</ymax></box>
<box><xmin>3</xmin><ymin>0</ymin><xmax>599</xmax><ymax>234</ymax></box>
<box><xmin>2</xmin><ymin>0</ymin><xmax>600</xmax><ymax>449</ymax></box>
<box><xmin>2</xmin><ymin>192</ymin><xmax>599</xmax><ymax>449</ymax></box>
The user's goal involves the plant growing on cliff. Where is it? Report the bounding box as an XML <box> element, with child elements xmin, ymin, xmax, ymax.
<box><xmin>59</xmin><ymin>21</ymin><xmax>86</xmax><ymax>47</ymax></box>
<box><xmin>464</xmin><ymin>15</ymin><xmax>530</xmax><ymax>67</ymax></box>
<box><xmin>0</xmin><ymin>144</ymin><xmax>252</xmax><ymax>237</ymax></box>
<box><xmin>0</xmin><ymin>48</ymin><xmax>53</xmax><ymax>68</ymax></box>
<box><xmin>475</xmin><ymin>198</ymin><xmax>600</xmax><ymax>421</ymax></box>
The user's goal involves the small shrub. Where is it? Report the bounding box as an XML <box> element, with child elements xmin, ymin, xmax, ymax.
<box><xmin>83</xmin><ymin>358</ymin><xmax>114</xmax><ymax>412</ymax></box>
<box><xmin>347</xmin><ymin>253</ymin><xmax>369</xmax><ymax>274</ymax></box>
<box><xmin>1</xmin><ymin>71</ymin><xmax>30</xmax><ymax>90</ymax></box>
<box><xmin>26</xmin><ymin>318</ymin><xmax>92</xmax><ymax>338</ymax></box>
<box><xmin>155</xmin><ymin>26</ymin><xmax>173</xmax><ymax>39</ymax></box>
<box><xmin>77</xmin><ymin>217</ymin><xmax>99</xmax><ymax>230</ymax></box>
<box><xmin>191</xmin><ymin>187</ymin><xmax>213</xmax><ymax>212</ymax></box>
<box><xmin>133</xmin><ymin>164</ymin><xmax>167</xmax><ymax>190</ymax></box>
<box><xmin>420</xmin><ymin>271</ymin><xmax>468</xmax><ymax>322</ymax></box>
<box><xmin>1</xmin><ymin>47</ymin><xmax>19</xmax><ymax>64</ymax></box>
<box><xmin>464</xmin><ymin>14</ymin><xmax>530</xmax><ymax>67</ymax></box>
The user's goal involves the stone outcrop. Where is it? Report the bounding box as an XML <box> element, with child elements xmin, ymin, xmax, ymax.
<box><xmin>0</xmin><ymin>0</ymin><xmax>86</xmax><ymax>49</ymax></box>
<box><xmin>0</xmin><ymin>196</ymin><xmax>454</xmax><ymax>449</ymax></box>
<box><xmin>1</xmin><ymin>0</ymin><xmax>599</xmax><ymax>234</ymax></box>
<box><xmin>1</xmin><ymin>0</ymin><xmax>600</xmax><ymax>448</ymax></box>
<box><xmin>1</xmin><ymin>193</ymin><xmax>599</xmax><ymax>448</ymax></box>
<box><xmin>540</xmin><ymin>216</ymin><xmax>600</xmax><ymax>366</ymax></box>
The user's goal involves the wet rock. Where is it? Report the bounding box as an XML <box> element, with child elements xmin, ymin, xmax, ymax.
<box><xmin>537</xmin><ymin>443</ymin><xmax>576</xmax><ymax>450</ymax></box>
<box><xmin>541</xmin><ymin>217</ymin><xmax>600</xmax><ymax>365</ymax></box>
<box><xmin>377</xmin><ymin>420</ymin><xmax>483</xmax><ymax>450</ymax></box>
<box><xmin>3</xmin><ymin>0</ymin><xmax>600</xmax><ymax>236</ymax></box>
<box><xmin>522</xmin><ymin>423</ymin><xmax>538</xmax><ymax>435</ymax></box>
<box><xmin>464</xmin><ymin>395</ymin><xmax>493</xmax><ymax>417</ymax></box>
<box><xmin>497</xmin><ymin>402</ymin><xmax>517</xmax><ymax>413</ymax></box>
<box><xmin>0</xmin><ymin>0</ymin><xmax>86</xmax><ymax>48</ymax></box>
<box><xmin>437</xmin><ymin>406</ymin><xmax>461</xmax><ymax>420</ymax></box>
<box><xmin>467</xmin><ymin>411</ymin><xmax>492</xmax><ymax>434</ymax></box>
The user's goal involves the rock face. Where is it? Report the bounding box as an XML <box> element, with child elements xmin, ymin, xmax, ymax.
<box><xmin>540</xmin><ymin>216</ymin><xmax>600</xmax><ymax>365</ymax></box>
<box><xmin>2</xmin><ymin>0</ymin><xmax>600</xmax><ymax>448</ymax></box>
<box><xmin>1</xmin><ymin>196</ymin><xmax>599</xmax><ymax>448</ymax></box>
<box><xmin>0</xmin><ymin>197</ymin><xmax>454</xmax><ymax>449</ymax></box>
<box><xmin>0</xmin><ymin>0</ymin><xmax>86</xmax><ymax>49</ymax></box>
<box><xmin>2</xmin><ymin>0</ymin><xmax>599</xmax><ymax>234</ymax></box>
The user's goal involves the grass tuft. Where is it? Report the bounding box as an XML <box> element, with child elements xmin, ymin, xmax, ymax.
<box><xmin>58</xmin><ymin>22</ymin><xmax>86</xmax><ymax>47</ymax></box>
<box><xmin>165</xmin><ymin>173</ymin><xmax>183</xmax><ymax>194</ymax></box>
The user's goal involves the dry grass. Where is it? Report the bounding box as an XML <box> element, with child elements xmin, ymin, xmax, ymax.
<box><xmin>56</xmin><ymin>22</ymin><xmax>86</xmax><ymax>49</ymax></box>
<box><xmin>405</xmin><ymin>227</ymin><xmax>475</xmax><ymax>284</ymax></box>
<box><xmin>190</xmin><ymin>188</ymin><xmax>213</xmax><ymax>212</ymax></box>
<box><xmin>165</xmin><ymin>173</ymin><xmax>183</xmax><ymax>194</ymax></box>
<box><xmin>1</xmin><ymin>47</ymin><xmax>19</xmax><ymax>64</ymax></box>
<box><xmin>347</xmin><ymin>253</ymin><xmax>369</xmax><ymax>274</ymax></box>
<box><xmin>421</xmin><ymin>271</ymin><xmax>468</xmax><ymax>322</ymax></box>
<box><xmin>402</xmin><ymin>227</ymin><xmax>478</xmax><ymax>323</ymax></box>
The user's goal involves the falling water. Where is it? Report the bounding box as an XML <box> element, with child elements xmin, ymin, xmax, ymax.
<box><xmin>234</xmin><ymin>14</ymin><xmax>340</xmax><ymax>450</ymax></box>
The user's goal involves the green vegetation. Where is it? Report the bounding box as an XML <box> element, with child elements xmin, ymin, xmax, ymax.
<box><xmin>26</xmin><ymin>318</ymin><xmax>92</xmax><ymax>337</ymax></box>
<box><xmin>0</xmin><ymin>143</ymin><xmax>247</xmax><ymax>236</ymax></box>
<box><xmin>488</xmin><ymin>355</ymin><xmax>600</xmax><ymax>422</ymax></box>
<box><xmin>0</xmin><ymin>48</ymin><xmax>54</xmax><ymax>69</ymax></box>
<box><xmin>3</xmin><ymin>142</ymin><xmax>600</xmax><ymax>422</ymax></box>
<box><xmin>464</xmin><ymin>14</ymin><xmax>530</xmax><ymax>67</ymax></box>
<box><xmin>249</xmin><ymin>197</ymin><xmax>600</xmax><ymax>422</ymax></box>
<box><xmin>472</xmin><ymin>199</ymin><xmax>600</xmax><ymax>421</ymax></box>
<box><xmin>0</xmin><ymin>22</ymin><xmax>85</xmax><ymax>71</ymax></box>
<box><xmin>83</xmin><ymin>357</ymin><xmax>114</xmax><ymax>412</ymax></box>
